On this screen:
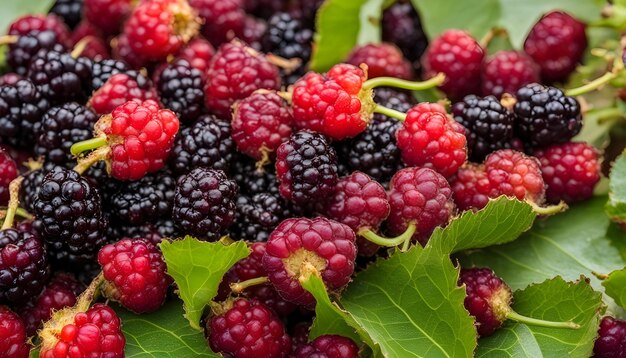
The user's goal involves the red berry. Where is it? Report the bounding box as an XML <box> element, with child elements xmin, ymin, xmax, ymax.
<box><xmin>450</xmin><ymin>165</ymin><xmax>494</xmax><ymax>211</ymax></box>
<box><xmin>292</xmin><ymin>334</ymin><xmax>360</xmax><ymax>358</ymax></box>
<box><xmin>232</xmin><ymin>91</ymin><xmax>293</xmax><ymax>160</ymax></box>
<box><xmin>387</xmin><ymin>167</ymin><xmax>454</xmax><ymax>245</ymax></box>
<box><xmin>84</xmin><ymin>0</ymin><xmax>133</xmax><ymax>35</ymax></box>
<box><xmin>8</xmin><ymin>14</ymin><xmax>71</xmax><ymax>47</ymax></box>
<box><xmin>346</xmin><ymin>43</ymin><xmax>413</xmax><ymax>80</ymax></box>
<box><xmin>396</xmin><ymin>103</ymin><xmax>467</xmax><ymax>178</ymax></box>
<box><xmin>534</xmin><ymin>142</ymin><xmax>600</xmax><ymax>204</ymax></box>
<box><xmin>481</xmin><ymin>50</ymin><xmax>539</xmax><ymax>98</ymax></box>
<box><xmin>189</xmin><ymin>0</ymin><xmax>246</xmax><ymax>46</ymax></box>
<box><xmin>88</xmin><ymin>73</ymin><xmax>157</xmax><ymax>115</ymax></box>
<box><xmin>175</xmin><ymin>38</ymin><xmax>216</xmax><ymax>74</ymax></box>
<box><xmin>208</xmin><ymin>298</ymin><xmax>291</xmax><ymax>358</ymax></box>
<box><xmin>241</xmin><ymin>15</ymin><xmax>268</xmax><ymax>51</ymax></box>
<box><xmin>112</xmin><ymin>34</ymin><xmax>149</xmax><ymax>70</ymax></box>
<box><xmin>204</xmin><ymin>41</ymin><xmax>281</xmax><ymax>119</ymax></box>
<box><xmin>0</xmin><ymin>150</ymin><xmax>18</xmax><ymax>206</ymax></box>
<box><xmin>71</xmin><ymin>23</ymin><xmax>110</xmax><ymax>61</ymax></box>
<box><xmin>422</xmin><ymin>29</ymin><xmax>484</xmax><ymax>100</ymax></box>
<box><xmin>524</xmin><ymin>11</ymin><xmax>587</xmax><ymax>83</ymax></box>
<box><xmin>594</xmin><ymin>316</ymin><xmax>626</xmax><ymax>358</ymax></box>
<box><xmin>0</xmin><ymin>306</ymin><xmax>29</xmax><ymax>358</ymax></box>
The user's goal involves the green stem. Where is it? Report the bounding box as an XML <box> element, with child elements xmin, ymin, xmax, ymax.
<box><xmin>1</xmin><ymin>177</ymin><xmax>23</xmax><ymax>230</ymax></box>
<box><xmin>565</xmin><ymin>72</ymin><xmax>617</xmax><ymax>97</ymax></box>
<box><xmin>363</xmin><ymin>72</ymin><xmax>446</xmax><ymax>91</ymax></box>
<box><xmin>507</xmin><ymin>311</ymin><xmax>580</xmax><ymax>329</ymax></box>
<box><xmin>71</xmin><ymin>136</ymin><xmax>107</xmax><ymax>156</ymax></box>
<box><xmin>527</xmin><ymin>200</ymin><xmax>568</xmax><ymax>216</ymax></box>
<box><xmin>373</xmin><ymin>104</ymin><xmax>407</xmax><ymax>121</ymax></box>
<box><xmin>230</xmin><ymin>276</ymin><xmax>269</xmax><ymax>294</ymax></box>
<box><xmin>73</xmin><ymin>146</ymin><xmax>111</xmax><ymax>175</ymax></box>
<box><xmin>358</xmin><ymin>222</ymin><xmax>416</xmax><ymax>248</ymax></box>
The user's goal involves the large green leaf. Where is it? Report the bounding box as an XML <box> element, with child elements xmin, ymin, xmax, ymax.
<box><xmin>160</xmin><ymin>237</ymin><xmax>250</xmax><ymax>330</ymax></box>
<box><xmin>475</xmin><ymin>324</ymin><xmax>542</xmax><ymax>358</ymax></box>
<box><xmin>602</xmin><ymin>267</ymin><xmax>626</xmax><ymax>310</ymax></box>
<box><xmin>606</xmin><ymin>152</ymin><xmax>626</xmax><ymax>223</ymax></box>
<box><xmin>0</xmin><ymin>1</ymin><xmax>56</xmax><ymax>35</ymax></box>
<box><xmin>341</xmin><ymin>246</ymin><xmax>477</xmax><ymax>357</ymax></box>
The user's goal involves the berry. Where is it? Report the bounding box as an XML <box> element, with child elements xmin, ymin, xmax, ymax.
<box><xmin>20</xmin><ymin>167</ymin><xmax>46</xmax><ymax>213</ymax></box>
<box><xmin>172</xmin><ymin>168</ymin><xmax>238</xmax><ymax>241</ymax></box>
<box><xmin>275</xmin><ymin>131</ymin><xmax>338</xmax><ymax>205</ymax></box>
<box><xmin>189</xmin><ymin>0</ymin><xmax>245</xmax><ymax>46</ymax></box>
<box><xmin>594</xmin><ymin>316</ymin><xmax>626</xmax><ymax>358</ymax></box>
<box><xmin>293</xmin><ymin>335</ymin><xmax>360</xmax><ymax>358</ymax></box>
<box><xmin>8</xmin><ymin>14</ymin><xmax>71</xmax><ymax>47</ymax></box>
<box><xmin>513</xmin><ymin>83</ymin><xmax>582</xmax><ymax>148</ymax></box>
<box><xmin>290</xmin><ymin>321</ymin><xmax>311</xmax><ymax>350</ymax></box>
<box><xmin>34</xmin><ymin>102</ymin><xmax>98</xmax><ymax>165</ymax></box>
<box><xmin>481</xmin><ymin>50</ymin><xmax>539</xmax><ymax>98</ymax></box>
<box><xmin>244</xmin><ymin>0</ymin><xmax>286</xmax><ymax>19</ymax></box>
<box><xmin>169</xmin><ymin>114</ymin><xmax>233</xmax><ymax>175</ymax></box>
<box><xmin>0</xmin><ymin>79</ymin><xmax>50</xmax><ymax>148</ymax></box>
<box><xmin>241</xmin><ymin>16</ymin><xmax>267</xmax><ymax>51</ymax></box>
<box><xmin>175</xmin><ymin>38</ymin><xmax>215</xmax><ymax>74</ymax></box>
<box><xmin>74</xmin><ymin>35</ymin><xmax>110</xmax><ymax>62</ymax></box>
<box><xmin>387</xmin><ymin>167</ymin><xmax>454</xmax><ymax>245</ymax></box>
<box><xmin>39</xmin><ymin>303</ymin><xmax>125</xmax><ymax>357</ymax></box>
<box><xmin>0</xmin><ymin>73</ymin><xmax>23</xmax><ymax>86</ymax></box>
<box><xmin>450</xmin><ymin>165</ymin><xmax>493</xmax><ymax>211</ymax></box>
<box><xmin>84</xmin><ymin>0</ymin><xmax>133</xmax><ymax>35</ymax></box>
<box><xmin>109</xmin><ymin>218</ymin><xmax>179</xmax><ymax>245</ymax></box>
<box><xmin>0</xmin><ymin>150</ymin><xmax>18</xmax><ymax>205</ymax></box>
<box><xmin>382</xmin><ymin>1</ymin><xmax>428</xmax><ymax>66</ymax></box>
<box><xmin>396</xmin><ymin>102</ymin><xmax>467</xmax><ymax>178</ymax></box>
<box><xmin>263</xmin><ymin>217</ymin><xmax>356</xmax><ymax>308</ymax></box>
<box><xmin>112</xmin><ymin>34</ymin><xmax>151</xmax><ymax>70</ymax></box>
<box><xmin>33</xmin><ymin>168</ymin><xmax>108</xmax><ymax>256</ymax></box>
<box><xmin>0</xmin><ymin>306</ymin><xmax>29</xmax><ymax>357</ymax></box>
<box><xmin>452</xmin><ymin>95</ymin><xmax>515</xmax><ymax>161</ymax></box>
<box><xmin>88</xmin><ymin>73</ymin><xmax>156</xmax><ymax>115</ymax></box>
<box><xmin>0</xmin><ymin>228</ymin><xmax>50</xmax><ymax>304</ymax></box>
<box><xmin>524</xmin><ymin>11</ymin><xmax>587</xmax><ymax>83</ymax></box>
<box><xmin>422</xmin><ymin>29</ymin><xmax>484</xmax><ymax>100</ymax></box>
<box><xmin>232</xmin><ymin>91</ymin><xmax>293</xmax><ymax>161</ymax></box>
<box><xmin>534</xmin><ymin>142</ymin><xmax>600</xmax><ymax>204</ymax></box>
<box><xmin>232</xmin><ymin>157</ymin><xmax>280</xmax><ymax>196</ymax></box>
<box><xmin>98</xmin><ymin>239</ymin><xmax>171</xmax><ymax>313</ymax></box>
<box><xmin>208</xmin><ymin>298</ymin><xmax>291</xmax><ymax>358</ymax></box>
<box><xmin>204</xmin><ymin>41</ymin><xmax>281</xmax><ymax>119</ymax></box>
<box><xmin>157</xmin><ymin>59</ymin><xmax>205</xmax><ymax>123</ymax></box>
<box><xmin>7</xmin><ymin>30</ymin><xmax>66</xmax><ymax>76</ymax></box>
<box><xmin>292</xmin><ymin>63</ymin><xmax>372</xmax><ymax>140</ymax></box>
<box><xmin>49</xmin><ymin>0</ymin><xmax>83</xmax><ymax>30</ymax></box>
<box><xmin>123</xmin><ymin>0</ymin><xmax>200</xmax><ymax>61</ymax></box>
<box><xmin>347</xmin><ymin>43</ymin><xmax>413</xmax><ymax>79</ymax></box>
<box><xmin>90</xmin><ymin>59</ymin><xmax>131</xmax><ymax>90</ymax></box>
<box><xmin>230</xmin><ymin>193</ymin><xmax>286</xmax><ymax>242</ymax></box>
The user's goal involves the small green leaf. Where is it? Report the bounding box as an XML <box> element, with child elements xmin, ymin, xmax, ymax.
<box><xmin>0</xmin><ymin>1</ymin><xmax>56</xmax><ymax>37</ymax></box>
<box><xmin>606</xmin><ymin>153</ymin><xmax>626</xmax><ymax>223</ymax></box>
<box><xmin>475</xmin><ymin>324</ymin><xmax>542</xmax><ymax>358</ymax></box>
<box><xmin>602</xmin><ymin>268</ymin><xmax>626</xmax><ymax>310</ymax></box>
<box><xmin>160</xmin><ymin>237</ymin><xmax>250</xmax><ymax>330</ymax></box>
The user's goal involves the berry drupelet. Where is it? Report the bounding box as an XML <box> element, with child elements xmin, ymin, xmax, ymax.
<box><xmin>0</xmin><ymin>79</ymin><xmax>50</xmax><ymax>148</ymax></box>
<box><xmin>481</xmin><ymin>50</ymin><xmax>539</xmax><ymax>98</ymax></box>
<box><xmin>347</xmin><ymin>43</ymin><xmax>413</xmax><ymax>80</ymax></box>
<box><xmin>0</xmin><ymin>306</ymin><xmax>29</xmax><ymax>357</ymax></box>
<box><xmin>49</xmin><ymin>0</ymin><xmax>83</xmax><ymax>30</ymax></box>
<box><xmin>6</xmin><ymin>30</ymin><xmax>66</xmax><ymax>76</ymax></box>
<box><xmin>293</xmin><ymin>334</ymin><xmax>360</xmax><ymax>358</ymax></box>
<box><xmin>232</xmin><ymin>156</ymin><xmax>280</xmax><ymax>196</ymax></box>
<box><xmin>88</xmin><ymin>72</ymin><xmax>156</xmax><ymax>115</ymax></box>
<box><xmin>175</xmin><ymin>38</ymin><xmax>215</xmax><ymax>74</ymax></box>
<box><xmin>230</xmin><ymin>193</ymin><xmax>287</xmax><ymax>242</ymax></box>
<box><xmin>189</xmin><ymin>0</ymin><xmax>245</xmax><ymax>46</ymax></box>
<box><xmin>90</xmin><ymin>58</ymin><xmax>131</xmax><ymax>90</ymax></box>
<box><xmin>0</xmin><ymin>151</ymin><xmax>18</xmax><ymax>205</ymax></box>
<box><xmin>382</xmin><ymin>1</ymin><xmax>428</xmax><ymax>69</ymax></box>
<box><xmin>8</xmin><ymin>14</ymin><xmax>71</xmax><ymax>47</ymax></box>
<box><xmin>84</xmin><ymin>0</ymin><xmax>133</xmax><ymax>35</ymax></box>
<box><xmin>157</xmin><ymin>59</ymin><xmax>205</xmax><ymax>123</ymax></box>
<box><xmin>594</xmin><ymin>316</ymin><xmax>626</xmax><ymax>358</ymax></box>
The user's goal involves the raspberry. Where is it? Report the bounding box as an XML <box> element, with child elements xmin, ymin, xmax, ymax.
<box><xmin>175</xmin><ymin>38</ymin><xmax>215</xmax><ymax>74</ymax></box>
<box><xmin>189</xmin><ymin>0</ymin><xmax>245</xmax><ymax>46</ymax></box>
<box><xmin>8</xmin><ymin>14</ymin><xmax>71</xmax><ymax>47</ymax></box>
<box><xmin>534</xmin><ymin>142</ymin><xmax>600</xmax><ymax>204</ymax></box>
<box><xmin>275</xmin><ymin>131</ymin><xmax>338</xmax><ymax>205</ymax></box>
<box><xmin>123</xmin><ymin>0</ymin><xmax>200</xmax><ymax>61</ymax></box>
<box><xmin>452</xmin><ymin>95</ymin><xmax>515</xmax><ymax>161</ymax></box>
<box><xmin>112</xmin><ymin>34</ymin><xmax>150</xmax><ymax>70</ymax></box>
<box><xmin>396</xmin><ymin>103</ymin><xmax>467</xmax><ymax>178</ymax></box>
<box><xmin>0</xmin><ymin>150</ymin><xmax>18</xmax><ymax>205</ymax></box>
<box><xmin>156</xmin><ymin>59</ymin><xmax>205</xmax><ymax>123</ymax></box>
<box><xmin>7</xmin><ymin>30</ymin><xmax>66</xmax><ymax>76</ymax></box>
<box><xmin>594</xmin><ymin>316</ymin><xmax>626</xmax><ymax>358</ymax></box>
<box><xmin>387</xmin><ymin>167</ymin><xmax>454</xmax><ymax>245</ymax></box>
<box><xmin>292</xmin><ymin>63</ymin><xmax>372</xmax><ymax>140</ymax></box>
<box><xmin>98</xmin><ymin>239</ymin><xmax>171</xmax><ymax>313</ymax></box>
<box><xmin>169</xmin><ymin>114</ymin><xmax>233</xmax><ymax>175</ymax></box>
<box><xmin>39</xmin><ymin>303</ymin><xmax>125</xmax><ymax>357</ymax></box>
<box><xmin>207</xmin><ymin>298</ymin><xmax>291</xmax><ymax>358</ymax></box>
<box><xmin>263</xmin><ymin>217</ymin><xmax>356</xmax><ymax>308</ymax></box>
<box><xmin>450</xmin><ymin>165</ymin><xmax>494</xmax><ymax>211</ymax></box>
<box><xmin>241</xmin><ymin>16</ymin><xmax>267</xmax><ymax>51</ymax></box>
<box><xmin>347</xmin><ymin>43</ymin><xmax>413</xmax><ymax>80</ymax></box>
<box><xmin>49</xmin><ymin>0</ymin><xmax>83</xmax><ymax>30</ymax></box>
<box><xmin>88</xmin><ymin>73</ymin><xmax>156</xmax><ymax>115</ymax></box>
<box><xmin>232</xmin><ymin>91</ymin><xmax>293</xmax><ymax>161</ymax></box>
<box><xmin>232</xmin><ymin>157</ymin><xmax>280</xmax><ymax>196</ymax></box>
<box><xmin>172</xmin><ymin>168</ymin><xmax>238</xmax><ymax>240</ymax></box>
<box><xmin>17</xmin><ymin>273</ymin><xmax>82</xmax><ymax>337</ymax></box>
<box><xmin>204</xmin><ymin>41</ymin><xmax>281</xmax><ymax>119</ymax></box>
<box><xmin>34</xmin><ymin>102</ymin><xmax>98</xmax><ymax>166</ymax></box>
<box><xmin>33</xmin><ymin>168</ymin><xmax>108</xmax><ymax>256</ymax></box>
<box><xmin>524</xmin><ymin>11</ymin><xmax>587</xmax><ymax>83</ymax></box>
<box><xmin>382</xmin><ymin>1</ymin><xmax>428</xmax><ymax>66</ymax></box>
<box><xmin>73</xmin><ymin>35</ymin><xmax>110</xmax><ymax>62</ymax></box>
<box><xmin>90</xmin><ymin>59</ymin><xmax>131</xmax><ymax>90</ymax></box>
<box><xmin>513</xmin><ymin>83</ymin><xmax>582</xmax><ymax>148</ymax></box>
<box><xmin>0</xmin><ymin>306</ymin><xmax>29</xmax><ymax>357</ymax></box>
<box><xmin>0</xmin><ymin>79</ymin><xmax>50</xmax><ymax>148</ymax></box>
<box><xmin>481</xmin><ymin>51</ymin><xmax>539</xmax><ymax>98</ymax></box>
<box><xmin>293</xmin><ymin>334</ymin><xmax>360</xmax><ymax>358</ymax></box>
<box><xmin>0</xmin><ymin>228</ymin><xmax>50</xmax><ymax>304</ymax></box>
<box><xmin>422</xmin><ymin>29</ymin><xmax>484</xmax><ymax>100</ymax></box>
<box><xmin>84</xmin><ymin>0</ymin><xmax>133</xmax><ymax>35</ymax></box>
<box><xmin>230</xmin><ymin>193</ymin><xmax>287</xmax><ymax>242</ymax></box>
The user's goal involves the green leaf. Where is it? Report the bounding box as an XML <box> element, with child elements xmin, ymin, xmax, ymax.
<box><xmin>115</xmin><ymin>300</ymin><xmax>219</xmax><ymax>357</ymax></box>
<box><xmin>341</xmin><ymin>246</ymin><xmax>477</xmax><ymax>357</ymax></box>
<box><xmin>606</xmin><ymin>153</ymin><xmax>626</xmax><ymax>223</ymax></box>
<box><xmin>429</xmin><ymin>197</ymin><xmax>536</xmax><ymax>254</ymax></box>
<box><xmin>160</xmin><ymin>237</ymin><xmax>250</xmax><ymax>330</ymax></box>
<box><xmin>477</xmin><ymin>277</ymin><xmax>603</xmax><ymax>358</ymax></box>
<box><xmin>602</xmin><ymin>268</ymin><xmax>626</xmax><ymax>310</ymax></box>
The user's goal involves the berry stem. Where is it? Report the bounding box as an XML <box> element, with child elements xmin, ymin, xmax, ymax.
<box><xmin>527</xmin><ymin>200</ymin><xmax>568</xmax><ymax>216</ymax></box>
<box><xmin>1</xmin><ymin>176</ymin><xmax>24</xmax><ymax>230</ymax></box>
<box><xmin>506</xmin><ymin>310</ymin><xmax>580</xmax><ymax>330</ymax></box>
<box><xmin>0</xmin><ymin>35</ymin><xmax>18</xmax><ymax>46</ymax></box>
<box><xmin>73</xmin><ymin>146</ymin><xmax>111</xmax><ymax>175</ymax></box>
<box><xmin>358</xmin><ymin>222</ymin><xmax>416</xmax><ymax>249</ymax></box>
<box><xmin>70</xmin><ymin>36</ymin><xmax>94</xmax><ymax>58</ymax></box>
<box><xmin>71</xmin><ymin>136</ymin><xmax>108</xmax><ymax>156</ymax></box>
<box><xmin>373</xmin><ymin>104</ymin><xmax>407</xmax><ymax>121</ymax></box>
<box><xmin>230</xmin><ymin>276</ymin><xmax>269</xmax><ymax>294</ymax></box>
<box><xmin>0</xmin><ymin>207</ymin><xmax>33</xmax><ymax>221</ymax></box>
<box><xmin>362</xmin><ymin>72</ymin><xmax>446</xmax><ymax>91</ymax></box>
<box><xmin>565</xmin><ymin>71</ymin><xmax>617</xmax><ymax>97</ymax></box>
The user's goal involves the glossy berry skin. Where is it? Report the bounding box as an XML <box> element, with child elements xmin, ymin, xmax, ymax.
<box><xmin>275</xmin><ymin>131</ymin><xmax>338</xmax><ymax>205</ymax></box>
<box><xmin>524</xmin><ymin>11</ymin><xmax>587</xmax><ymax>83</ymax></box>
<box><xmin>70</xmin><ymin>21</ymin><xmax>110</xmax><ymax>61</ymax></box>
<box><xmin>172</xmin><ymin>168</ymin><xmax>238</xmax><ymax>241</ymax></box>
<box><xmin>387</xmin><ymin>167</ymin><xmax>454</xmax><ymax>245</ymax></box>
<box><xmin>208</xmin><ymin>298</ymin><xmax>291</xmax><ymax>358</ymax></box>
<box><xmin>189</xmin><ymin>0</ymin><xmax>245</xmax><ymax>46</ymax></box>
<box><xmin>232</xmin><ymin>157</ymin><xmax>280</xmax><ymax>196</ymax></box>
<box><xmin>396</xmin><ymin>103</ymin><xmax>467</xmax><ymax>178</ymax></box>
<box><xmin>382</xmin><ymin>1</ymin><xmax>428</xmax><ymax>65</ymax></box>
<box><xmin>204</xmin><ymin>41</ymin><xmax>281</xmax><ymax>119</ymax></box>
<box><xmin>175</xmin><ymin>38</ymin><xmax>215</xmax><ymax>74</ymax></box>
<box><xmin>39</xmin><ymin>304</ymin><xmax>125</xmax><ymax>357</ymax></box>
<box><xmin>89</xmin><ymin>73</ymin><xmax>156</xmax><ymax>115</ymax></box>
<box><xmin>263</xmin><ymin>217</ymin><xmax>357</xmax><ymax>308</ymax></box>
<box><xmin>534</xmin><ymin>142</ymin><xmax>600</xmax><ymax>204</ymax></box>
<box><xmin>0</xmin><ymin>150</ymin><xmax>18</xmax><ymax>205</ymax></box>
<box><xmin>157</xmin><ymin>59</ymin><xmax>205</xmax><ymax>123</ymax></box>
<box><xmin>0</xmin><ymin>306</ymin><xmax>29</xmax><ymax>358</ymax></box>
<box><xmin>84</xmin><ymin>0</ymin><xmax>133</xmax><ymax>35</ymax></box>
<box><xmin>90</xmin><ymin>59</ymin><xmax>131</xmax><ymax>91</ymax></box>
<box><xmin>292</xmin><ymin>334</ymin><xmax>360</xmax><ymax>358</ymax></box>
<box><xmin>292</xmin><ymin>63</ymin><xmax>371</xmax><ymax>140</ymax></box>
<box><xmin>459</xmin><ymin>267</ymin><xmax>512</xmax><ymax>337</ymax></box>
<box><xmin>0</xmin><ymin>79</ymin><xmax>50</xmax><ymax>148</ymax></box>
<box><xmin>240</xmin><ymin>16</ymin><xmax>266</xmax><ymax>51</ymax></box>
<box><xmin>593</xmin><ymin>316</ymin><xmax>626</xmax><ymax>358</ymax></box>
<box><xmin>450</xmin><ymin>165</ymin><xmax>493</xmax><ymax>211</ymax></box>
<box><xmin>230</xmin><ymin>193</ymin><xmax>287</xmax><ymax>243</ymax></box>
<box><xmin>346</xmin><ymin>43</ymin><xmax>413</xmax><ymax>80</ymax></box>
<box><xmin>8</xmin><ymin>14</ymin><xmax>71</xmax><ymax>47</ymax></box>
<box><xmin>232</xmin><ymin>91</ymin><xmax>293</xmax><ymax>160</ymax></box>
<box><xmin>7</xmin><ymin>30</ymin><xmax>66</xmax><ymax>76</ymax></box>
<box><xmin>422</xmin><ymin>29</ymin><xmax>484</xmax><ymax>101</ymax></box>
<box><xmin>49</xmin><ymin>0</ymin><xmax>83</xmax><ymax>30</ymax></box>
<box><xmin>481</xmin><ymin>51</ymin><xmax>539</xmax><ymax>98</ymax></box>
<box><xmin>98</xmin><ymin>239</ymin><xmax>171</xmax><ymax>313</ymax></box>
